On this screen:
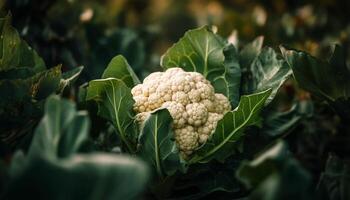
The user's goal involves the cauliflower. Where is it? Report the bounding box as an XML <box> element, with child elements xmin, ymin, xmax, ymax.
<box><xmin>132</xmin><ymin>68</ymin><xmax>231</xmax><ymax>157</ymax></box>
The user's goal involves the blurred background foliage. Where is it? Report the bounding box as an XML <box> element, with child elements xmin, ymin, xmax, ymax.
<box><xmin>4</xmin><ymin>0</ymin><xmax>350</xmax><ymax>81</ymax></box>
<box><xmin>1</xmin><ymin>0</ymin><xmax>350</xmax><ymax>199</ymax></box>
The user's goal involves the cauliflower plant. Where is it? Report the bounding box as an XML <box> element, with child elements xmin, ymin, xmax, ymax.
<box><xmin>132</xmin><ymin>68</ymin><xmax>231</xmax><ymax>158</ymax></box>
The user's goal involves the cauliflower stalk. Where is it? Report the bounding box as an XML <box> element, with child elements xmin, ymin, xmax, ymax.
<box><xmin>132</xmin><ymin>68</ymin><xmax>231</xmax><ymax>158</ymax></box>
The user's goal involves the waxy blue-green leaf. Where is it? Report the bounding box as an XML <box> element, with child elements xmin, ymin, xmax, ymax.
<box><xmin>138</xmin><ymin>109</ymin><xmax>186</xmax><ymax>178</ymax></box>
<box><xmin>160</xmin><ymin>26</ymin><xmax>241</xmax><ymax>107</ymax></box>
<box><xmin>102</xmin><ymin>55</ymin><xmax>140</xmax><ymax>88</ymax></box>
<box><xmin>190</xmin><ymin>89</ymin><xmax>272</xmax><ymax>163</ymax></box>
<box><xmin>86</xmin><ymin>78</ymin><xmax>137</xmax><ymax>153</ymax></box>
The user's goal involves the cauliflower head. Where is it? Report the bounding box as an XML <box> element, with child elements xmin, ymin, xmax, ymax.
<box><xmin>132</xmin><ymin>68</ymin><xmax>231</xmax><ymax>157</ymax></box>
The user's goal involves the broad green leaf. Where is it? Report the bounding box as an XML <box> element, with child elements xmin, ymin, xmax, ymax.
<box><xmin>190</xmin><ymin>89</ymin><xmax>272</xmax><ymax>163</ymax></box>
<box><xmin>281</xmin><ymin>45</ymin><xmax>350</xmax><ymax>102</ymax></box>
<box><xmin>6</xmin><ymin>152</ymin><xmax>149</xmax><ymax>200</ymax></box>
<box><xmin>28</xmin><ymin>95</ymin><xmax>89</xmax><ymax>158</ymax></box>
<box><xmin>262</xmin><ymin>100</ymin><xmax>313</xmax><ymax>138</ymax></box>
<box><xmin>236</xmin><ymin>141</ymin><xmax>313</xmax><ymax>200</ymax></box>
<box><xmin>4</xmin><ymin>95</ymin><xmax>149</xmax><ymax>200</ymax></box>
<box><xmin>240</xmin><ymin>36</ymin><xmax>264</xmax><ymax>95</ymax></box>
<box><xmin>249</xmin><ymin>47</ymin><xmax>292</xmax><ymax>103</ymax></box>
<box><xmin>0</xmin><ymin>66</ymin><xmax>62</xmax><ymax>146</ymax></box>
<box><xmin>160</xmin><ymin>26</ymin><xmax>241</xmax><ymax>107</ymax></box>
<box><xmin>207</xmin><ymin>45</ymin><xmax>241</xmax><ymax>107</ymax></box>
<box><xmin>102</xmin><ymin>55</ymin><xmax>140</xmax><ymax>88</ymax></box>
<box><xmin>138</xmin><ymin>109</ymin><xmax>186</xmax><ymax>178</ymax></box>
<box><xmin>240</xmin><ymin>37</ymin><xmax>291</xmax><ymax>105</ymax></box>
<box><xmin>239</xmin><ymin>36</ymin><xmax>264</xmax><ymax>69</ymax></box>
<box><xmin>0</xmin><ymin>14</ymin><xmax>45</xmax><ymax>72</ymax></box>
<box><xmin>33</xmin><ymin>65</ymin><xmax>62</xmax><ymax>100</ymax></box>
<box><xmin>282</xmin><ymin>45</ymin><xmax>350</xmax><ymax>120</ymax></box>
<box><xmin>86</xmin><ymin>78</ymin><xmax>137</xmax><ymax>153</ymax></box>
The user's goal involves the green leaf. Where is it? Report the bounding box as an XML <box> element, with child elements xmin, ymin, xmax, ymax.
<box><xmin>281</xmin><ymin>45</ymin><xmax>350</xmax><ymax>102</ymax></box>
<box><xmin>58</xmin><ymin>66</ymin><xmax>84</xmax><ymax>93</ymax></box>
<box><xmin>86</xmin><ymin>78</ymin><xmax>137</xmax><ymax>153</ymax></box>
<box><xmin>4</xmin><ymin>94</ymin><xmax>149</xmax><ymax>200</ymax></box>
<box><xmin>6</xmin><ymin>152</ymin><xmax>149</xmax><ymax>200</ymax></box>
<box><xmin>190</xmin><ymin>89</ymin><xmax>272</xmax><ymax>163</ymax></box>
<box><xmin>169</xmin><ymin>159</ymin><xmax>242</xmax><ymax>199</ymax></box>
<box><xmin>239</xmin><ymin>36</ymin><xmax>264</xmax><ymax>69</ymax></box>
<box><xmin>33</xmin><ymin>65</ymin><xmax>62</xmax><ymax>100</ymax></box>
<box><xmin>102</xmin><ymin>55</ymin><xmax>140</xmax><ymax>88</ymax></box>
<box><xmin>249</xmin><ymin>47</ymin><xmax>292</xmax><ymax>103</ymax></box>
<box><xmin>316</xmin><ymin>154</ymin><xmax>350</xmax><ymax>200</ymax></box>
<box><xmin>28</xmin><ymin>95</ymin><xmax>89</xmax><ymax>159</ymax></box>
<box><xmin>160</xmin><ymin>26</ymin><xmax>241</xmax><ymax>107</ymax></box>
<box><xmin>240</xmin><ymin>37</ymin><xmax>291</xmax><ymax>105</ymax></box>
<box><xmin>236</xmin><ymin>141</ymin><xmax>313</xmax><ymax>200</ymax></box>
<box><xmin>0</xmin><ymin>14</ymin><xmax>45</xmax><ymax>72</ymax></box>
<box><xmin>0</xmin><ymin>66</ymin><xmax>62</xmax><ymax>146</ymax></box>
<box><xmin>262</xmin><ymin>100</ymin><xmax>313</xmax><ymax>138</ymax></box>
<box><xmin>138</xmin><ymin>109</ymin><xmax>186</xmax><ymax>178</ymax></box>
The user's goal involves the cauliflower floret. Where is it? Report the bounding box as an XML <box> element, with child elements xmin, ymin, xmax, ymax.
<box><xmin>148</xmin><ymin>93</ymin><xmax>164</xmax><ymax>110</ymax></box>
<box><xmin>131</xmin><ymin>84</ymin><xmax>143</xmax><ymax>96</ymax></box>
<box><xmin>200</xmin><ymin>99</ymin><xmax>215</xmax><ymax>112</ymax></box>
<box><xmin>197</xmin><ymin>113</ymin><xmax>223</xmax><ymax>143</ymax></box>
<box><xmin>170</xmin><ymin>73</ymin><xmax>195</xmax><ymax>93</ymax></box>
<box><xmin>135</xmin><ymin>112</ymin><xmax>151</xmax><ymax>125</ymax></box>
<box><xmin>196</xmin><ymin>82</ymin><xmax>215</xmax><ymax>101</ymax></box>
<box><xmin>188</xmin><ymin>89</ymin><xmax>202</xmax><ymax>103</ymax></box>
<box><xmin>162</xmin><ymin>102</ymin><xmax>188</xmax><ymax>128</ymax></box>
<box><xmin>132</xmin><ymin>67</ymin><xmax>233</xmax><ymax>158</ymax></box>
<box><xmin>133</xmin><ymin>96</ymin><xmax>148</xmax><ymax>112</ymax></box>
<box><xmin>172</xmin><ymin>91</ymin><xmax>190</xmax><ymax>105</ymax></box>
<box><xmin>142</xmin><ymin>79</ymin><xmax>160</xmax><ymax>97</ymax></box>
<box><xmin>214</xmin><ymin>93</ymin><xmax>231</xmax><ymax>114</ymax></box>
<box><xmin>186</xmin><ymin>103</ymin><xmax>208</xmax><ymax>127</ymax></box>
<box><xmin>143</xmin><ymin>72</ymin><xmax>163</xmax><ymax>83</ymax></box>
<box><xmin>174</xmin><ymin>125</ymin><xmax>198</xmax><ymax>155</ymax></box>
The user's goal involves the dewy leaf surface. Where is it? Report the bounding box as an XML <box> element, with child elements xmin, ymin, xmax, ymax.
<box><xmin>191</xmin><ymin>89</ymin><xmax>272</xmax><ymax>163</ymax></box>
<box><xmin>161</xmin><ymin>26</ymin><xmax>241</xmax><ymax>107</ymax></box>
<box><xmin>102</xmin><ymin>55</ymin><xmax>140</xmax><ymax>88</ymax></box>
<box><xmin>138</xmin><ymin>109</ymin><xmax>186</xmax><ymax>177</ymax></box>
<box><xmin>86</xmin><ymin>78</ymin><xmax>137</xmax><ymax>152</ymax></box>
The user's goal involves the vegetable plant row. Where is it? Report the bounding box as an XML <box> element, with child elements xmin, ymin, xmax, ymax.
<box><xmin>1</xmin><ymin>12</ymin><xmax>349</xmax><ymax>200</ymax></box>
